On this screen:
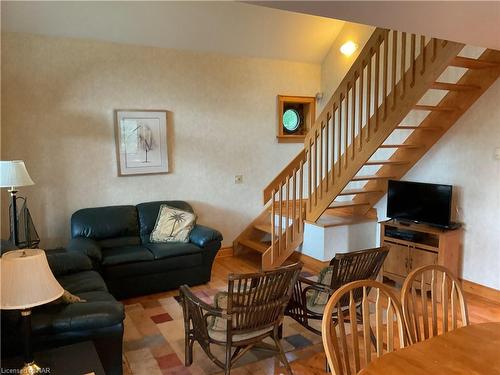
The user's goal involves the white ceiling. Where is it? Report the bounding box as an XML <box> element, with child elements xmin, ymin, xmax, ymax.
<box><xmin>251</xmin><ymin>1</ymin><xmax>500</xmax><ymax>50</ymax></box>
<box><xmin>1</xmin><ymin>1</ymin><xmax>346</xmax><ymax>63</ymax></box>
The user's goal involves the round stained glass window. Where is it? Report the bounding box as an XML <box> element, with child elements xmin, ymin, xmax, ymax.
<box><xmin>282</xmin><ymin>109</ymin><xmax>301</xmax><ymax>133</ymax></box>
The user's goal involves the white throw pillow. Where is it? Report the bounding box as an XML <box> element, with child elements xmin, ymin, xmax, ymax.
<box><xmin>150</xmin><ymin>205</ymin><xmax>196</xmax><ymax>243</ymax></box>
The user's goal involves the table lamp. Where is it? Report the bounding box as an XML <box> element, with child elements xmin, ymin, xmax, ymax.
<box><xmin>1</xmin><ymin>249</ymin><xmax>64</xmax><ymax>375</ymax></box>
<box><xmin>0</xmin><ymin>160</ymin><xmax>35</xmax><ymax>245</ymax></box>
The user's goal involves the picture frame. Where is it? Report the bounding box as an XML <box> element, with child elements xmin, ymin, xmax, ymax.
<box><xmin>114</xmin><ymin>109</ymin><xmax>169</xmax><ymax>176</ymax></box>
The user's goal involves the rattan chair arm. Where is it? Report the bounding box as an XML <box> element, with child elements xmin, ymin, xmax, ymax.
<box><xmin>296</xmin><ymin>280</ymin><xmax>335</xmax><ymax>316</ymax></box>
<box><xmin>298</xmin><ymin>276</ymin><xmax>334</xmax><ymax>292</ymax></box>
<box><xmin>180</xmin><ymin>285</ymin><xmax>226</xmax><ymax>317</ymax></box>
<box><xmin>297</xmin><ymin>275</ymin><xmax>319</xmax><ymax>286</ymax></box>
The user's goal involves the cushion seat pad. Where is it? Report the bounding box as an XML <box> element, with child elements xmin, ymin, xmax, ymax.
<box><xmin>101</xmin><ymin>245</ymin><xmax>154</xmax><ymax>266</ymax></box>
<box><xmin>144</xmin><ymin>242</ymin><xmax>203</xmax><ymax>260</ymax></box>
<box><xmin>208</xmin><ymin>326</ymin><xmax>273</xmax><ymax>343</ymax></box>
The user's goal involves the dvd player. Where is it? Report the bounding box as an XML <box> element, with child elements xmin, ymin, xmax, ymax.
<box><xmin>385</xmin><ymin>228</ymin><xmax>425</xmax><ymax>243</ymax></box>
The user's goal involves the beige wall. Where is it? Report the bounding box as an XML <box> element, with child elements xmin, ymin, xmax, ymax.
<box><xmin>319</xmin><ymin>22</ymin><xmax>374</xmax><ymax>111</ymax></box>
<box><xmin>1</xmin><ymin>32</ymin><xmax>320</xmax><ymax>248</ymax></box>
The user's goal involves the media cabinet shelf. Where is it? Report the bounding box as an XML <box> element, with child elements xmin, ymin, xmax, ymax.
<box><xmin>380</xmin><ymin>220</ymin><xmax>462</xmax><ymax>287</ymax></box>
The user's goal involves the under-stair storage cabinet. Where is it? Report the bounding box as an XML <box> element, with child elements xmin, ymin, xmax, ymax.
<box><xmin>381</xmin><ymin>220</ymin><xmax>462</xmax><ymax>285</ymax></box>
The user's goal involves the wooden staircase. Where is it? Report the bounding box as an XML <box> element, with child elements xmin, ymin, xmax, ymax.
<box><xmin>234</xmin><ymin>28</ymin><xmax>500</xmax><ymax>270</ymax></box>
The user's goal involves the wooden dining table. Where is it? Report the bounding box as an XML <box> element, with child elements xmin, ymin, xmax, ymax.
<box><xmin>359</xmin><ymin>322</ymin><xmax>500</xmax><ymax>374</ymax></box>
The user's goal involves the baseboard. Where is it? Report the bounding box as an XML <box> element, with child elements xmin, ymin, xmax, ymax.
<box><xmin>289</xmin><ymin>251</ymin><xmax>329</xmax><ymax>273</ymax></box>
<box><xmin>461</xmin><ymin>279</ymin><xmax>500</xmax><ymax>303</ymax></box>
<box><xmin>216</xmin><ymin>246</ymin><xmax>234</xmax><ymax>258</ymax></box>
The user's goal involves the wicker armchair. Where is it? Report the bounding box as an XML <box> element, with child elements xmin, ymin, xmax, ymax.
<box><xmin>180</xmin><ymin>262</ymin><xmax>302</xmax><ymax>375</ymax></box>
<box><xmin>286</xmin><ymin>246</ymin><xmax>389</xmax><ymax>335</ymax></box>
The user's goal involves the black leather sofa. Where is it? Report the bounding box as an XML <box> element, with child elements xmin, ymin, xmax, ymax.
<box><xmin>1</xmin><ymin>244</ymin><xmax>124</xmax><ymax>375</ymax></box>
<box><xmin>67</xmin><ymin>200</ymin><xmax>223</xmax><ymax>299</ymax></box>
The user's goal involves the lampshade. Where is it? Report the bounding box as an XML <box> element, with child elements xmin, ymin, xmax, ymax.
<box><xmin>1</xmin><ymin>249</ymin><xmax>64</xmax><ymax>310</ymax></box>
<box><xmin>0</xmin><ymin>160</ymin><xmax>35</xmax><ymax>189</ymax></box>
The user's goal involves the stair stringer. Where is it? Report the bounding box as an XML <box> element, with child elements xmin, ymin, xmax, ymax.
<box><xmin>354</xmin><ymin>48</ymin><xmax>500</xmax><ymax>214</ymax></box>
<box><xmin>233</xmin><ymin>206</ymin><xmax>272</xmax><ymax>255</ymax></box>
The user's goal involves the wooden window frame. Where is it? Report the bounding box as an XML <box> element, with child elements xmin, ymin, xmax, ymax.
<box><xmin>277</xmin><ymin>95</ymin><xmax>316</xmax><ymax>143</ymax></box>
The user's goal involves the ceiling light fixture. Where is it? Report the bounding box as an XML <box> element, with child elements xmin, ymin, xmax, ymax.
<box><xmin>340</xmin><ymin>41</ymin><xmax>358</xmax><ymax>57</ymax></box>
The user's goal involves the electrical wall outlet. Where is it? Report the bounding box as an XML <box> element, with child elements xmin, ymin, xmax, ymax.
<box><xmin>234</xmin><ymin>175</ymin><xmax>243</xmax><ymax>184</ymax></box>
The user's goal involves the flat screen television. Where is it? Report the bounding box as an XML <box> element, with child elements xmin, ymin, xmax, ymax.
<box><xmin>387</xmin><ymin>180</ymin><xmax>453</xmax><ymax>228</ymax></box>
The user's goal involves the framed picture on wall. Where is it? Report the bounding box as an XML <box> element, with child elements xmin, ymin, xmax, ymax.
<box><xmin>114</xmin><ymin>110</ymin><xmax>169</xmax><ymax>176</ymax></box>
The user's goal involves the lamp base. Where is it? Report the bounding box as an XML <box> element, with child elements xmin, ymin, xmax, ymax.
<box><xmin>20</xmin><ymin>361</ymin><xmax>41</xmax><ymax>375</ymax></box>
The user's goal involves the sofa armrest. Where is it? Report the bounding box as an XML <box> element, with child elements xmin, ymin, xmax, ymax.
<box><xmin>51</xmin><ymin>302</ymin><xmax>125</xmax><ymax>332</ymax></box>
<box><xmin>190</xmin><ymin>225</ymin><xmax>223</xmax><ymax>248</ymax></box>
<box><xmin>67</xmin><ymin>237</ymin><xmax>102</xmax><ymax>263</ymax></box>
<box><xmin>46</xmin><ymin>252</ymin><xmax>93</xmax><ymax>277</ymax></box>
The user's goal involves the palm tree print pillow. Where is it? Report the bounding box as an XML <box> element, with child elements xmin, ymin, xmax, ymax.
<box><xmin>150</xmin><ymin>205</ymin><xmax>197</xmax><ymax>243</ymax></box>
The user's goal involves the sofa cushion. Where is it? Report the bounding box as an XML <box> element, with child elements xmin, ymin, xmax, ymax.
<box><xmin>67</xmin><ymin>237</ymin><xmax>103</xmax><ymax>263</ymax></box>
<box><xmin>144</xmin><ymin>242</ymin><xmax>202</xmax><ymax>260</ymax></box>
<box><xmin>57</xmin><ymin>270</ymin><xmax>108</xmax><ymax>294</ymax></box>
<box><xmin>137</xmin><ymin>201</ymin><xmax>193</xmax><ymax>243</ymax></box>
<box><xmin>101</xmin><ymin>245</ymin><xmax>154</xmax><ymax>266</ymax></box>
<box><xmin>98</xmin><ymin>236</ymin><xmax>141</xmax><ymax>249</ymax></box>
<box><xmin>71</xmin><ymin>205</ymin><xmax>139</xmax><ymax>240</ymax></box>
<box><xmin>46</xmin><ymin>252</ymin><xmax>93</xmax><ymax>277</ymax></box>
<box><xmin>32</xmin><ymin>291</ymin><xmax>124</xmax><ymax>334</ymax></box>
<box><xmin>103</xmin><ymin>252</ymin><xmax>203</xmax><ymax>280</ymax></box>
<box><xmin>150</xmin><ymin>205</ymin><xmax>196</xmax><ymax>243</ymax></box>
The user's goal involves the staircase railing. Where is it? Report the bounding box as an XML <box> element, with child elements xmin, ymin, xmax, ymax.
<box><xmin>261</xmin><ymin>27</ymin><xmax>464</xmax><ymax>270</ymax></box>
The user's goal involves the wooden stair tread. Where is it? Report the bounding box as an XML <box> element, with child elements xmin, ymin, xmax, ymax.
<box><xmin>239</xmin><ymin>238</ymin><xmax>269</xmax><ymax>253</ymax></box>
<box><xmin>414</xmin><ymin>104</ymin><xmax>457</xmax><ymax>112</ymax></box>
<box><xmin>309</xmin><ymin>213</ymin><xmax>377</xmax><ymax>228</ymax></box>
<box><xmin>338</xmin><ymin>188</ymin><xmax>383</xmax><ymax>196</ymax></box>
<box><xmin>365</xmin><ymin>160</ymin><xmax>409</xmax><ymax>165</ymax></box>
<box><xmin>450</xmin><ymin>56</ymin><xmax>500</xmax><ymax>70</ymax></box>
<box><xmin>253</xmin><ymin>223</ymin><xmax>280</xmax><ymax>234</ymax></box>
<box><xmin>431</xmin><ymin>82</ymin><xmax>480</xmax><ymax>91</ymax></box>
<box><xmin>396</xmin><ymin>125</ymin><xmax>441</xmax><ymax>130</ymax></box>
<box><xmin>329</xmin><ymin>201</ymin><xmax>369</xmax><ymax>209</ymax></box>
<box><xmin>352</xmin><ymin>174</ymin><xmax>395</xmax><ymax>181</ymax></box>
<box><xmin>378</xmin><ymin>144</ymin><xmax>421</xmax><ymax>149</ymax></box>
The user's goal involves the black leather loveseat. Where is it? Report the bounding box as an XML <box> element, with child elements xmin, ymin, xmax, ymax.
<box><xmin>67</xmin><ymin>201</ymin><xmax>223</xmax><ymax>299</ymax></box>
<box><xmin>1</xmin><ymin>244</ymin><xmax>124</xmax><ymax>375</ymax></box>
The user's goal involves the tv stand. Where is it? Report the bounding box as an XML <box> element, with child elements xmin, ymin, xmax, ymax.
<box><xmin>397</xmin><ymin>220</ymin><xmax>412</xmax><ymax>227</ymax></box>
<box><xmin>381</xmin><ymin>220</ymin><xmax>462</xmax><ymax>287</ymax></box>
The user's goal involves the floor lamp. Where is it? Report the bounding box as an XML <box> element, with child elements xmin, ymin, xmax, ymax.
<box><xmin>0</xmin><ymin>161</ymin><xmax>35</xmax><ymax>246</ymax></box>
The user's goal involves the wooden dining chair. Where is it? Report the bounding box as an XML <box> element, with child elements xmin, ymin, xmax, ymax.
<box><xmin>401</xmin><ymin>264</ymin><xmax>469</xmax><ymax>345</ymax></box>
<box><xmin>322</xmin><ymin>279</ymin><xmax>406</xmax><ymax>375</ymax></box>
<box><xmin>180</xmin><ymin>262</ymin><xmax>302</xmax><ymax>375</ymax></box>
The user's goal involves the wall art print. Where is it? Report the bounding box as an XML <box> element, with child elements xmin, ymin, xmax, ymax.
<box><xmin>115</xmin><ymin>110</ymin><xmax>169</xmax><ymax>176</ymax></box>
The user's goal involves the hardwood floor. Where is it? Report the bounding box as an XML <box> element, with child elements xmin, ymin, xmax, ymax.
<box><xmin>122</xmin><ymin>252</ymin><xmax>500</xmax><ymax>374</ymax></box>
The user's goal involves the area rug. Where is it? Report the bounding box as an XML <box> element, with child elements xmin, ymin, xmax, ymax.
<box><xmin>122</xmin><ymin>283</ymin><xmax>322</xmax><ymax>375</ymax></box>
